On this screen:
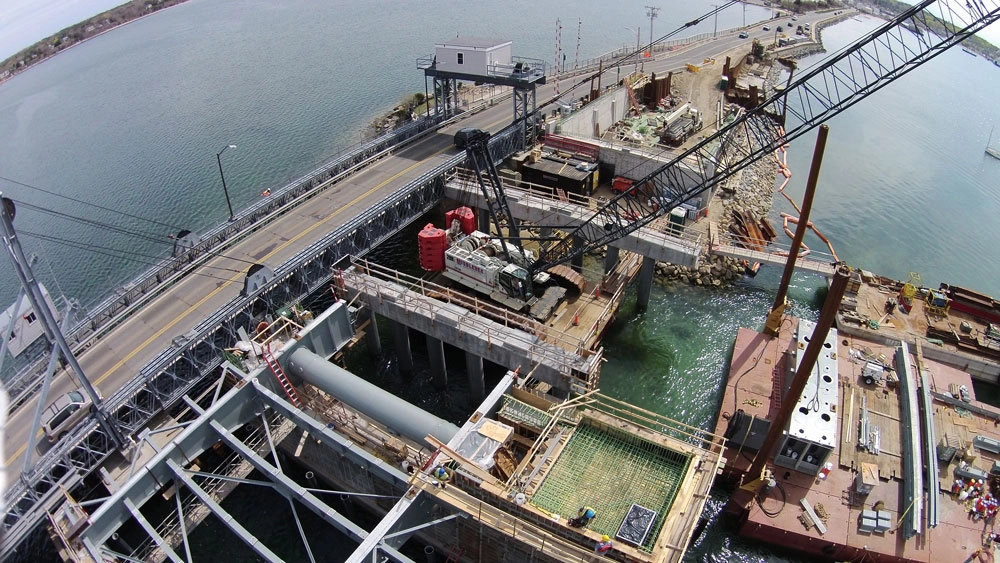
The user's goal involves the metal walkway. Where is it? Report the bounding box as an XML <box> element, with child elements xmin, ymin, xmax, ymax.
<box><xmin>708</xmin><ymin>244</ymin><xmax>836</xmax><ymax>278</ymax></box>
<box><xmin>707</xmin><ymin>223</ymin><xmax>837</xmax><ymax>278</ymax></box>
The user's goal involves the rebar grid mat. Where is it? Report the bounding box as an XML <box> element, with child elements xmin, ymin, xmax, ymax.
<box><xmin>499</xmin><ymin>396</ymin><xmax>554</xmax><ymax>429</ymax></box>
<box><xmin>529</xmin><ymin>423</ymin><xmax>690</xmax><ymax>553</ymax></box>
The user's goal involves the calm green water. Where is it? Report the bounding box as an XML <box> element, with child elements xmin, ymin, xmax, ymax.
<box><xmin>3</xmin><ymin>2</ymin><xmax>999</xmax><ymax>561</ymax></box>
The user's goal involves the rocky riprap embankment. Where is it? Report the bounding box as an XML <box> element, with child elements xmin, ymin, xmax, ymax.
<box><xmin>651</xmin><ymin>145</ymin><xmax>779</xmax><ymax>289</ymax></box>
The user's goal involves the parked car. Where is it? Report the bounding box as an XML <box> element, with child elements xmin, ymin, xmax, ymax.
<box><xmin>42</xmin><ymin>390</ymin><xmax>95</xmax><ymax>442</ymax></box>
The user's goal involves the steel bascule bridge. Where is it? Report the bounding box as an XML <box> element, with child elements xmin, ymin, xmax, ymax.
<box><xmin>3</xmin><ymin>0</ymin><xmax>999</xmax><ymax>558</ymax></box>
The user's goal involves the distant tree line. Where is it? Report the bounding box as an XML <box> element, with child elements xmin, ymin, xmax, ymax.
<box><xmin>855</xmin><ymin>0</ymin><xmax>1000</xmax><ymax>61</ymax></box>
<box><xmin>0</xmin><ymin>0</ymin><xmax>189</xmax><ymax>81</ymax></box>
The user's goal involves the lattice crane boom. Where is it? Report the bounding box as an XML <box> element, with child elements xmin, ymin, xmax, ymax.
<box><xmin>463</xmin><ymin>130</ymin><xmax>525</xmax><ymax>263</ymax></box>
<box><xmin>532</xmin><ymin>0</ymin><xmax>1000</xmax><ymax>271</ymax></box>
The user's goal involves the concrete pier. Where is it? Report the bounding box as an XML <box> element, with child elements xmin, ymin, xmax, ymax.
<box><xmin>445</xmin><ymin>177</ymin><xmax>701</xmax><ymax>268</ymax></box>
<box><xmin>426</xmin><ymin>334</ymin><xmax>447</xmax><ymax>387</ymax></box>
<box><xmin>572</xmin><ymin>235</ymin><xmax>584</xmax><ymax>272</ymax></box>
<box><xmin>365</xmin><ymin>311</ymin><xmax>382</xmax><ymax>357</ymax></box>
<box><xmin>604</xmin><ymin>245</ymin><xmax>620</xmax><ymax>274</ymax></box>
<box><xmin>637</xmin><ymin>256</ymin><xmax>655</xmax><ymax>311</ymax></box>
<box><xmin>342</xmin><ymin>268</ymin><xmax>601</xmax><ymax>396</ymax></box>
<box><xmin>466</xmin><ymin>352</ymin><xmax>485</xmax><ymax>403</ymax></box>
<box><xmin>392</xmin><ymin>320</ymin><xmax>414</xmax><ymax>374</ymax></box>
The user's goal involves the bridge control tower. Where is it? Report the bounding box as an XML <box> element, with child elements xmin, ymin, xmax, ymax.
<box><xmin>417</xmin><ymin>38</ymin><xmax>546</xmax><ymax>145</ymax></box>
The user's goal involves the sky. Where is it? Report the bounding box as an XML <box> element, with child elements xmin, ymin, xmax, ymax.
<box><xmin>0</xmin><ymin>0</ymin><xmax>127</xmax><ymax>61</ymax></box>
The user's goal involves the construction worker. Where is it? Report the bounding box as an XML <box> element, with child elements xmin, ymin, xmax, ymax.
<box><xmin>433</xmin><ymin>466</ymin><xmax>451</xmax><ymax>489</ymax></box>
<box><xmin>595</xmin><ymin>534</ymin><xmax>614</xmax><ymax>554</ymax></box>
<box><xmin>571</xmin><ymin>506</ymin><xmax>596</xmax><ymax>527</ymax></box>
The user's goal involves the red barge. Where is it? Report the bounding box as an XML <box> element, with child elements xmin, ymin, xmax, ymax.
<box><xmin>714</xmin><ymin>317</ymin><xmax>1000</xmax><ymax>563</ymax></box>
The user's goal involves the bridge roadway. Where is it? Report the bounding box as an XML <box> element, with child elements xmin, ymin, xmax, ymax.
<box><xmin>3</xmin><ymin>9</ymin><xmax>836</xmax><ymax>534</ymax></box>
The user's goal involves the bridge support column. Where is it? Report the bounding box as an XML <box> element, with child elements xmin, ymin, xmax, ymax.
<box><xmin>366</xmin><ymin>313</ymin><xmax>382</xmax><ymax>358</ymax></box>
<box><xmin>426</xmin><ymin>334</ymin><xmax>447</xmax><ymax>388</ymax></box>
<box><xmin>571</xmin><ymin>236</ymin><xmax>585</xmax><ymax>273</ymax></box>
<box><xmin>478</xmin><ymin>210</ymin><xmax>491</xmax><ymax>233</ymax></box>
<box><xmin>466</xmin><ymin>352</ymin><xmax>485</xmax><ymax>404</ymax></box>
<box><xmin>392</xmin><ymin>321</ymin><xmax>413</xmax><ymax>374</ymax></box>
<box><xmin>540</xmin><ymin>226</ymin><xmax>552</xmax><ymax>240</ymax></box>
<box><xmin>604</xmin><ymin>246</ymin><xmax>621</xmax><ymax>275</ymax></box>
<box><xmin>637</xmin><ymin>256</ymin><xmax>656</xmax><ymax>312</ymax></box>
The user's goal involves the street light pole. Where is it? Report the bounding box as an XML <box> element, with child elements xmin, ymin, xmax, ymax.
<box><xmin>712</xmin><ymin>5</ymin><xmax>719</xmax><ymax>38</ymax></box>
<box><xmin>216</xmin><ymin>144</ymin><xmax>237</xmax><ymax>221</ymax></box>
<box><xmin>625</xmin><ymin>27</ymin><xmax>640</xmax><ymax>74</ymax></box>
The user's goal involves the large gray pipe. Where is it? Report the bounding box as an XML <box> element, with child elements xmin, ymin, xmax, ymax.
<box><xmin>287</xmin><ymin>348</ymin><xmax>459</xmax><ymax>446</ymax></box>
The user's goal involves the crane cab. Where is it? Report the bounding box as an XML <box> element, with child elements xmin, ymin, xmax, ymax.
<box><xmin>496</xmin><ymin>263</ymin><xmax>532</xmax><ymax>302</ymax></box>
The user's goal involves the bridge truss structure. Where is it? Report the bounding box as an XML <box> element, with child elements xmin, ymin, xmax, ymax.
<box><xmin>2</xmin><ymin>125</ymin><xmax>527</xmax><ymax>557</ymax></box>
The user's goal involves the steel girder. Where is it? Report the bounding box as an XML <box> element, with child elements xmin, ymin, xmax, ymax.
<box><xmin>432</xmin><ymin>77</ymin><xmax>461</xmax><ymax>119</ymax></box>
<box><xmin>532</xmin><ymin>0</ymin><xmax>1000</xmax><ymax>270</ymax></box>
<box><xmin>1</xmin><ymin>124</ymin><xmax>529</xmax><ymax>558</ymax></box>
<box><xmin>512</xmin><ymin>86</ymin><xmax>538</xmax><ymax>147</ymax></box>
<box><xmin>80</xmin><ymin>381</ymin><xmax>412</xmax><ymax>563</ymax></box>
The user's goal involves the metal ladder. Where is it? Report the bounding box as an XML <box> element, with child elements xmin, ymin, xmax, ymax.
<box><xmin>263</xmin><ymin>343</ymin><xmax>302</xmax><ymax>408</ymax></box>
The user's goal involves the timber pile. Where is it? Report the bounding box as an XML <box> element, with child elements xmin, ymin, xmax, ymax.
<box><xmin>728</xmin><ymin>209</ymin><xmax>776</xmax><ymax>250</ymax></box>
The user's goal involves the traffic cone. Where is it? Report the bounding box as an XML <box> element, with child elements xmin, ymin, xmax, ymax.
<box><xmin>573</xmin><ymin>312</ymin><xmax>580</xmax><ymax>326</ymax></box>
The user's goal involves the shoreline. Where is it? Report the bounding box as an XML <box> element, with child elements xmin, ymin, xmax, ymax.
<box><xmin>0</xmin><ymin>0</ymin><xmax>191</xmax><ymax>87</ymax></box>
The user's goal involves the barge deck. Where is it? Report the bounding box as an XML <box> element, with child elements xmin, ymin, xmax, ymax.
<box><xmin>715</xmin><ymin>317</ymin><xmax>1000</xmax><ymax>562</ymax></box>
<box><xmin>836</xmin><ymin>272</ymin><xmax>1000</xmax><ymax>383</ymax></box>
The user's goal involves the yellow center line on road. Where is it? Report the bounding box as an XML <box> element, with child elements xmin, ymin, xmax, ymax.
<box><xmin>5</xmin><ymin>143</ymin><xmax>455</xmax><ymax>468</ymax></box>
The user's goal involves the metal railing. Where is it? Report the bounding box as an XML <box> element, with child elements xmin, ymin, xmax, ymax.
<box><xmin>342</xmin><ymin>259</ymin><xmax>595</xmax><ymax>379</ymax></box>
<box><xmin>4</xmin><ymin>114</ymin><xmax>449</xmax><ymax>411</ymax></box>
<box><xmin>552</xmin><ymin>24</ymin><xmax>750</xmax><ymax>82</ymax></box>
<box><xmin>449</xmin><ymin>168</ymin><xmax>705</xmax><ymax>250</ymax></box>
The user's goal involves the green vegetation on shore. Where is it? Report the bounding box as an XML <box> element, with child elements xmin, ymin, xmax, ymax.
<box><xmin>0</xmin><ymin>0</ymin><xmax>189</xmax><ymax>82</ymax></box>
<box><xmin>858</xmin><ymin>0</ymin><xmax>999</xmax><ymax>60</ymax></box>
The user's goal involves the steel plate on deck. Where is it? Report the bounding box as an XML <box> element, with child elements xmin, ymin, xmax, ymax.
<box><xmin>616</xmin><ymin>503</ymin><xmax>657</xmax><ymax>546</ymax></box>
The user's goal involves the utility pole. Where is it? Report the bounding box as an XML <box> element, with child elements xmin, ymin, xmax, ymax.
<box><xmin>645</xmin><ymin>5</ymin><xmax>659</xmax><ymax>53</ymax></box>
<box><xmin>711</xmin><ymin>4</ymin><xmax>719</xmax><ymax>38</ymax></box>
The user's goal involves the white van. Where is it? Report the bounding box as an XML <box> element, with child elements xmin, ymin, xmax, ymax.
<box><xmin>42</xmin><ymin>390</ymin><xmax>94</xmax><ymax>442</ymax></box>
